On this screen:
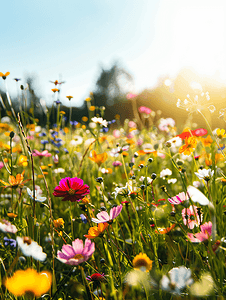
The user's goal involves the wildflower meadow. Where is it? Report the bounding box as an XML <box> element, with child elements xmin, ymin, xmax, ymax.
<box><xmin>1</xmin><ymin>71</ymin><xmax>226</xmax><ymax>299</ymax></box>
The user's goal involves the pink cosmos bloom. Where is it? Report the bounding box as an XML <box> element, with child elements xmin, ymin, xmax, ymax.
<box><xmin>112</xmin><ymin>161</ymin><xmax>122</xmax><ymax>167</ymax></box>
<box><xmin>0</xmin><ymin>162</ymin><xmax>4</xmax><ymax>169</ymax></box>
<box><xmin>187</xmin><ymin>221</ymin><xmax>212</xmax><ymax>243</ymax></box>
<box><xmin>0</xmin><ymin>219</ymin><xmax>17</xmax><ymax>234</ymax></box>
<box><xmin>113</xmin><ymin>130</ymin><xmax>120</xmax><ymax>138</ymax></box>
<box><xmin>126</xmin><ymin>93</ymin><xmax>137</xmax><ymax>99</ymax></box>
<box><xmin>139</xmin><ymin>106</ymin><xmax>152</xmax><ymax>114</ymax></box>
<box><xmin>53</xmin><ymin>177</ymin><xmax>90</xmax><ymax>202</ymax></box>
<box><xmin>92</xmin><ymin>205</ymin><xmax>123</xmax><ymax>224</ymax></box>
<box><xmin>128</xmin><ymin>121</ymin><xmax>136</xmax><ymax>128</ymax></box>
<box><xmin>182</xmin><ymin>205</ymin><xmax>202</xmax><ymax>229</ymax></box>
<box><xmin>57</xmin><ymin>238</ymin><xmax>95</xmax><ymax>265</ymax></box>
<box><xmin>32</xmin><ymin>150</ymin><xmax>52</xmax><ymax>157</ymax></box>
<box><xmin>168</xmin><ymin>192</ymin><xmax>189</xmax><ymax>205</ymax></box>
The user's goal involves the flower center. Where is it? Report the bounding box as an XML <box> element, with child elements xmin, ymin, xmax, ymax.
<box><xmin>23</xmin><ymin>237</ymin><xmax>32</xmax><ymax>245</ymax></box>
<box><xmin>74</xmin><ymin>254</ymin><xmax>84</xmax><ymax>260</ymax></box>
<box><xmin>68</xmin><ymin>188</ymin><xmax>76</xmax><ymax>195</ymax></box>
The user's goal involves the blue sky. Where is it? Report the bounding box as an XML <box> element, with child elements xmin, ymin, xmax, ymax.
<box><xmin>1</xmin><ymin>0</ymin><xmax>226</xmax><ymax>106</ymax></box>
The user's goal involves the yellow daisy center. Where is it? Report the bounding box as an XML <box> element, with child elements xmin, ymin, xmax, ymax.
<box><xmin>74</xmin><ymin>254</ymin><xmax>84</xmax><ymax>260</ymax></box>
<box><xmin>68</xmin><ymin>188</ymin><xmax>76</xmax><ymax>195</ymax></box>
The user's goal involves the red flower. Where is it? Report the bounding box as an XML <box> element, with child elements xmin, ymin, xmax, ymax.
<box><xmin>87</xmin><ymin>273</ymin><xmax>105</xmax><ymax>282</ymax></box>
<box><xmin>53</xmin><ymin>177</ymin><xmax>90</xmax><ymax>202</ymax></box>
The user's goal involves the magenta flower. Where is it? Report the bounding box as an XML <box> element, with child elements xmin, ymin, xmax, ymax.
<box><xmin>32</xmin><ymin>150</ymin><xmax>52</xmax><ymax>157</ymax></box>
<box><xmin>53</xmin><ymin>177</ymin><xmax>90</xmax><ymax>202</ymax></box>
<box><xmin>182</xmin><ymin>205</ymin><xmax>202</xmax><ymax>229</ymax></box>
<box><xmin>168</xmin><ymin>192</ymin><xmax>189</xmax><ymax>205</ymax></box>
<box><xmin>92</xmin><ymin>205</ymin><xmax>123</xmax><ymax>224</ymax></box>
<box><xmin>57</xmin><ymin>238</ymin><xmax>95</xmax><ymax>265</ymax></box>
<box><xmin>112</xmin><ymin>161</ymin><xmax>122</xmax><ymax>167</ymax></box>
<box><xmin>187</xmin><ymin>221</ymin><xmax>212</xmax><ymax>243</ymax></box>
<box><xmin>126</xmin><ymin>93</ymin><xmax>137</xmax><ymax>99</ymax></box>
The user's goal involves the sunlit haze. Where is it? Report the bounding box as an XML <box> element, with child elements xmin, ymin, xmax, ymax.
<box><xmin>1</xmin><ymin>0</ymin><xmax>226</xmax><ymax>107</ymax></box>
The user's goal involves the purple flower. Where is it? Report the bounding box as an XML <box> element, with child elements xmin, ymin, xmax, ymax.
<box><xmin>112</xmin><ymin>161</ymin><xmax>122</xmax><ymax>167</ymax></box>
<box><xmin>4</xmin><ymin>237</ymin><xmax>16</xmax><ymax>247</ymax></box>
<box><xmin>92</xmin><ymin>205</ymin><xmax>123</xmax><ymax>224</ymax></box>
<box><xmin>57</xmin><ymin>238</ymin><xmax>95</xmax><ymax>265</ymax></box>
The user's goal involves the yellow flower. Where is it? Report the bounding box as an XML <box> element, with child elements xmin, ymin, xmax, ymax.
<box><xmin>84</xmin><ymin>223</ymin><xmax>108</xmax><ymax>239</ymax></box>
<box><xmin>53</xmin><ymin>218</ymin><xmax>64</xmax><ymax>229</ymax></box>
<box><xmin>82</xmin><ymin>125</ymin><xmax>86</xmax><ymax>129</ymax></box>
<box><xmin>115</xmin><ymin>114</ymin><xmax>120</xmax><ymax>120</ymax></box>
<box><xmin>89</xmin><ymin>106</ymin><xmax>95</xmax><ymax>111</ymax></box>
<box><xmin>133</xmin><ymin>253</ymin><xmax>153</xmax><ymax>272</ymax></box>
<box><xmin>85</xmin><ymin>97</ymin><xmax>91</xmax><ymax>102</ymax></box>
<box><xmin>7</xmin><ymin>213</ymin><xmax>18</xmax><ymax>218</ymax></box>
<box><xmin>89</xmin><ymin>150</ymin><xmax>108</xmax><ymax>166</ymax></box>
<box><xmin>66</xmin><ymin>95</ymin><xmax>73</xmax><ymax>100</ymax></box>
<box><xmin>179</xmin><ymin>136</ymin><xmax>197</xmax><ymax>156</ymax></box>
<box><xmin>4</xmin><ymin>268</ymin><xmax>52</xmax><ymax>297</ymax></box>
<box><xmin>0</xmin><ymin>72</ymin><xmax>10</xmax><ymax>80</ymax></box>
<box><xmin>201</xmin><ymin>135</ymin><xmax>213</xmax><ymax>147</ymax></box>
<box><xmin>60</xmin><ymin>111</ymin><xmax>66</xmax><ymax>115</ymax></box>
<box><xmin>81</xmin><ymin>196</ymin><xmax>90</xmax><ymax>204</ymax></box>
<box><xmin>51</xmin><ymin>88</ymin><xmax>59</xmax><ymax>93</ymax></box>
<box><xmin>216</xmin><ymin>128</ymin><xmax>226</xmax><ymax>139</ymax></box>
<box><xmin>18</xmin><ymin>155</ymin><xmax>28</xmax><ymax>167</ymax></box>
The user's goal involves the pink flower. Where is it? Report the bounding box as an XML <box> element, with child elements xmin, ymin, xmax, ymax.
<box><xmin>92</xmin><ymin>205</ymin><xmax>123</xmax><ymax>224</ymax></box>
<box><xmin>32</xmin><ymin>150</ymin><xmax>51</xmax><ymax>157</ymax></box>
<box><xmin>0</xmin><ymin>219</ymin><xmax>17</xmax><ymax>234</ymax></box>
<box><xmin>113</xmin><ymin>130</ymin><xmax>120</xmax><ymax>138</ymax></box>
<box><xmin>53</xmin><ymin>177</ymin><xmax>90</xmax><ymax>202</ymax></box>
<box><xmin>187</xmin><ymin>221</ymin><xmax>212</xmax><ymax>243</ymax></box>
<box><xmin>139</xmin><ymin>106</ymin><xmax>152</xmax><ymax>114</ymax></box>
<box><xmin>182</xmin><ymin>205</ymin><xmax>202</xmax><ymax>229</ymax></box>
<box><xmin>57</xmin><ymin>238</ymin><xmax>95</xmax><ymax>265</ymax></box>
<box><xmin>126</xmin><ymin>93</ymin><xmax>137</xmax><ymax>99</ymax></box>
<box><xmin>168</xmin><ymin>192</ymin><xmax>189</xmax><ymax>205</ymax></box>
<box><xmin>112</xmin><ymin>161</ymin><xmax>122</xmax><ymax>167</ymax></box>
<box><xmin>0</xmin><ymin>162</ymin><xmax>4</xmax><ymax>169</ymax></box>
<box><xmin>128</xmin><ymin>121</ymin><xmax>136</xmax><ymax>128</ymax></box>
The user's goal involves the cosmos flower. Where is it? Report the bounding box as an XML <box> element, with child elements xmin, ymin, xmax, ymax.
<box><xmin>32</xmin><ymin>150</ymin><xmax>52</xmax><ymax>157</ymax></box>
<box><xmin>27</xmin><ymin>187</ymin><xmax>47</xmax><ymax>202</ymax></box>
<box><xmin>86</xmin><ymin>273</ymin><xmax>105</xmax><ymax>282</ymax></box>
<box><xmin>133</xmin><ymin>253</ymin><xmax>153</xmax><ymax>272</ymax></box>
<box><xmin>89</xmin><ymin>150</ymin><xmax>108</xmax><ymax>167</ymax></box>
<box><xmin>187</xmin><ymin>221</ymin><xmax>212</xmax><ymax>243</ymax></box>
<box><xmin>194</xmin><ymin>169</ymin><xmax>214</xmax><ymax>181</ymax></box>
<box><xmin>4</xmin><ymin>268</ymin><xmax>52</xmax><ymax>297</ymax></box>
<box><xmin>53</xmin><ymin>177</ymin><xmax>90</xmax><ymax>202</ymax></box>
<box><xmin>139</xmin><ymin>106</ymin><xmax>152</xmax><ymax>114</ymax></box>
<box><xmin>168</xmin><ymin>192</ymin><xmax>189</xmax><ymax>205</ymax></box>
<box><xmin>84</xmin><ymin>223</ymin><xmax>109</xmax><ymax>239</ymax></box>
<box><xmin>160</xmin><ymin>168</ymin><xmax>172</xmax><ymax>179</ymax></box>
<box><xmin>182</xmin><ymin>205</ymin><xmax>202</xmax><ymax>229</ymax></box>
<box><xmin>179</xmin><ymin>136</ymin><xmax>197</xmax><ymax>156</ymax></box>
<box><xmin>92</xmin><ymin>205</ymin><xmax>123</xmax><ymax>224</ymax></box>
<box><xmin>17</xmin><ymin>237</ymin><xmax>47</xmax><ymax>261</ymax></box>
<box><xmin>187</xmin><ymin>185</ymin><xmax>210</xmax><ymax>206</ymax></box>
<box><xmin>0</xmin><ymin>171</ymin><xmax>30</xmax><ymax>189</ymax></box>
<box><xmin>57</xmin><ymin>238</ymin><xmax>95</xmax><ymax>265</ymax></box>
<box><xmin>0</xmin><ymin>219</ymin><xmax>17</xmax><ymax>234</ymax></box>
<box><xmin>160</xmin><ymin>266</ymin><xmax>193</xmax><ymax>295</ymax></box>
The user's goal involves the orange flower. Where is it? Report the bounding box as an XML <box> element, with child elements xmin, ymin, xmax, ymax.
<box><xmin>89</xmin><ymin>106</ymin><xmax>96</xmax><ymax>111</ymax></box>
<box><xmin>7</xmin><ymin>213</ymin><xmax>17</xmax><ymax>218</ymax></box>
<box><xmin>137</xmin><ymin>149</ymin><xmax>157</xmax><ymax>156</ymax></box>
<box><xmin>51</xmin><ymin>88</ymin><xmax>59</xmax><ymax>93</ymax></box>
<box><xmin>84</xmin><ymin>223</ymin><xmax>108</xmax><ymax>239</ymax></box>
<box><xmin>122</xmin><ymin>151</ymin><xmax>129</xmax><ymax>157</ymax></box>
<box><xmin>0</xmin><ymin>72</ymin><xmax>10</xmax><ymax>80</ymax></box>
<box><xmin>201</xmin><ymin>135</ymin><xmax>213</xmax><ymax>147</ymax></box>
<box><xmin>89</xmin><ymin>150</ymin><xmax>108</xmax><ymax>166</ymax></box>
<box><xmin>53</xmin><ymin>218</ymin><xmax>64</xmax><ymax>229</ymax></box>
<box><xmin>179</xmin><ymin>136</ymin><xmax>197</xmax><ymax>156</ymax></box>
<box><xmin>66</xmin><ymin>95</ymin><xmax>73</xmax><ymax>100</ymax></box>
<box><xmin>155</xmin><ymin>224</ymin><xmax>175</xmax><ymax>234</ymax></box>
<box><xmin>0</xmin><ymin>171</ymin><xmax>30</xmax><ymax>188</ymax></box>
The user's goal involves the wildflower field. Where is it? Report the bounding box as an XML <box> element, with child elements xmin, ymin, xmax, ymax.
<box><xmin>1</xmin><ymin>73</ymin><xmax>226</xmax><ymax>299</ymax></box>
